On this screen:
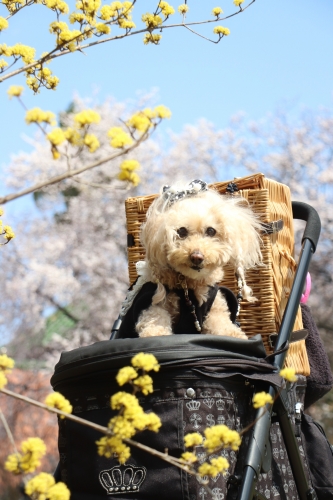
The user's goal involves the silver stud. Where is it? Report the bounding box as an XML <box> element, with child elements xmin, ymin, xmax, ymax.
<box><xmin>186</xmin><ymin>388</ymin><xmax>196</xmax><ymax>398</ymax></box>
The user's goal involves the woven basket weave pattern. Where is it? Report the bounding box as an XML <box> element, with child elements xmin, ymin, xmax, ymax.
<box><xmin>125</xmin><ymin>173</ymin><xmax>309</xmax><ymax>375</ymax></box>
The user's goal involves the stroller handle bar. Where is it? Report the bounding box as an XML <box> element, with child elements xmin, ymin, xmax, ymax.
<box><xmin>292</xmin><ymin>201</ymin><xmax>321</xmax><ymax>252</ymax></box>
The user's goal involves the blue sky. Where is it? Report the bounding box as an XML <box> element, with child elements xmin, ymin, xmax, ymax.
<box><xmin>1</xmin><ymin>0</ymin><xmax>333</xmax><ymax>218</ymax></box>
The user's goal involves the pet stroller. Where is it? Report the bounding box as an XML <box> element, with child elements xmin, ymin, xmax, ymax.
<box><xmin>51</xmin><ymin>174</ymin><xmax>333</xmax><ymax>500</ymax></box>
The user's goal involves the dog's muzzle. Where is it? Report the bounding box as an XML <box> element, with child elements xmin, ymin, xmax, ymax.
<box><xmin>190</xmin><ymin>251</ymin><xmax>204</xmax><ymax>270</ymax></box>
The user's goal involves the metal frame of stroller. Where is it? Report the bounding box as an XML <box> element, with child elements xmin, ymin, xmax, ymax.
<box><xmin>232</xmin><ymin>202</ymin><xmax>321</xmax><ymax>500</ymax></box>
<box><xmin>110</xmin><ymin>201</ymin><xmax>321</xmax><ymax>500</ymax></box>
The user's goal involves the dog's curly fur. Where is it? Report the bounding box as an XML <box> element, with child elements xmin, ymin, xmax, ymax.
<box><xmin>135</xmin><ymin>183</ymin><xmax>262</xmax><ymax>339</ymax></box>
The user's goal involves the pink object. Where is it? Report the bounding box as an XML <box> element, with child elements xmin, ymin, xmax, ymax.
<box><xmin>300</xmin><ymin>273</ymin><xmax>311</xmax><ymax>304</ymax></box>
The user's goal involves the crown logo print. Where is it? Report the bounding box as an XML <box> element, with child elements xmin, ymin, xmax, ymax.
<box><xmin>216</xmin><ymin>399</ymin><xmax>225</xmax><ymax>411</ymax></box>
<box><xmin>186</xmin><ymin>400</ymin><xmax>201</xmax><ymax>411</ymax></box>
<box><xmin>99</xmin><ymin>464</ymin><xmax>147</xmax><ymax>495</ymax></box>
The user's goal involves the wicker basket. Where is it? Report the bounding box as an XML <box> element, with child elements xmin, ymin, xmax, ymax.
<box><xmin>125</xmin><ymin>173</ymin><xmax>310</xmax><ymax>375</ymax></box>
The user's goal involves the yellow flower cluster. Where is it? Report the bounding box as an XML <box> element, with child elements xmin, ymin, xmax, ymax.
<box><xmin>49</xmin><ymin>21</ymin><xmax>84</xmax><ymax>51</ymax></box>
<box><xmin>158</xmin><ymin>1</ymin><xmax>175</xmax><ymax>17</ymax></box>
<box><xmin>234</xmin><ymin>0</ymin><xmax>244</xmax><ymax>6</ymax></box>
<box><xmin>178</xmin><ymin>4</ymin><xmax>188</xmax><ymax>14</ymax></box>
<box><xmin>97</xmin><ymin>353</ymin><xmax>161</xmax><ymax>463</ymax></box>
<box><xmin>98</xmin><ymin>1</ymin><xmax>135</xmax><ymax>30</ymax></box>
<box><xmin>45</xmin><ymin>0</ymin><xmax>69</xmax><ymax>14</ymax></box>
<box><xmin>198</xmin><ymin>456</ymin><xmax>229</xmax><ymax>477</ymax></box>
<box><xmin>131</xmin><ymin>352</ymin><xmax>160</xmax><ymax>372</ymax></box>
<box><xmin>0</xmin><ymin>353</ymin><xmax>15</xmax><ymax>389</ymax></box>
<box><xmin>213</xmin><ymin>26</ymin><xmax>230</xmax><ymax>36</ymax></box>
<box><xmin>4</xmin><ymin>226</ymin><xmax>15</xmax><ymax>240</ymax></box>
<box><xmin>74</xmin><ymin>109</ymin><xmax>101</xmax><ymax>127</ymax></box>
<box><xmin>44</xmin><ymin>392</ymin><xmax>73</xmax><ymax>418</ymax></box>
<box><xmin>47</xmin><ymin>128</ymin><xmax>66</xmax><ymax>146</ymax></box>
<box><xmin>142</xmin><ymin>13</ymin><xmax>163</xmax><ymax>29</ymax></box>
<box><xmin>0</xmin><ymin>59</ymin><xmax>8</xmax><ymax>69</ymax></box>
<box><xmin>118</xmin><ymin>159</ymin><xmax>140</xmax><ymax>186</ymax></box>
<box><xmin>0</xmin><ymin>16</ymin><xmax>9</xmax><ymax>31</ymax></box>
<box><xmin>184</xmin><ymin>432</ymin><xmax>203</xmax><ymax>448</ymax></box>
<box><xmin>107</xmin><ymin>126</ymin><xmax>133</xmax><ymax>148</ymax></box>
<box><xmin>5</xmin><ymin>437</ymin><xmax>46</xmax><ymax>474</ymax></box>
<box><xmin>25</xmin><ymin>472</ymin><xmax>70</xmax><ymax>500</ymax></box>
<box><xmin>280</xmin><ymin>367</ymin><xmax>298</xmax><ymax>383</ymax></box>
<box><xmin>7</xmin><ymin>85</ymin><xmax>24</xmax><ymax>98</ymax></box>
<box><xmin>83</xmin><ymin>133</ymin><xmax>100</xmax><ymax>152</ymax></box>
<box><xmin>203</xmin><ymin>425</ymin><xmax>241</xmax><ymax>453</ymax></box>
<box><xmin>2</xmin><ymin>0</ymin><xmax>25</xmax><ymax>14</ymax></box>
<box><xmin>25</xmin><ymin>108</ymin><xmax>56</xmax><ymax>125</ymax></box>
<box><xmin>143</xmin><ymin>33</ymin><xmax>162</xmax><ymax>45</ymax></box>
<box><xmin>0</xmin><ymin>43</ymin><xmax>36</xmax><ymax>64</ymax></box>
<box><xmin>212</xmin><ymin>7</ymin><xmax>223</xmax><ymax>16</ymax></box>
<box><xmin>252</xmin><ymin>391</ymin><xmax>274</xmax><ymax>409</ymax></box>
<box><xmin>181</xmin><ymin>451</ymin><xmax>197</xmax><ymax>463</ymax></box>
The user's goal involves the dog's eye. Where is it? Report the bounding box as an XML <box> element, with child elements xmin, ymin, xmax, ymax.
<box><xmin>206</xmin><ymin>227</ymin><xmax>216</xmax><ymax>237</ymax></box>
<box><xmin>177</xmin><ymin>227</ymin><xmax>188</xmax><ymax>239</ymax></box>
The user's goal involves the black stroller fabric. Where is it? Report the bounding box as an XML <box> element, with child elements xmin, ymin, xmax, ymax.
<box><xmin>51</xmin><ymin>335</ymin><xmax>319</xmax><ymax>500</ymax></box>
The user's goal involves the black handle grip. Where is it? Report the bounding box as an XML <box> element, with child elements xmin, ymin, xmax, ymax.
<box><xmin>292</xmin><ymin>201</ymin><xmax>321</xmax><ymax>253</ymax></box>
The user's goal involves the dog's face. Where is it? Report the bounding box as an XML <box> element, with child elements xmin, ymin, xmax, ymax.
<box><xmin>165</xmin><ymin>195</ymin><xmax>234</xmax><ymax>281</ymax></box>
<box><xmin>141</xmin><ymin>188</ymin><xmax>262</xmax><ymax>285</ymax></box>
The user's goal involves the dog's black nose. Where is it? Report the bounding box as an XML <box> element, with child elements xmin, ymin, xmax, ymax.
<box><xmin>190</xmin><ymin>251</ymin><xmax>204</xmax><ymax>266</ymax></box>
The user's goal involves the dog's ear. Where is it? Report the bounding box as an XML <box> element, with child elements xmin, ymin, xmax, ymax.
<box><xmin>220</xmin><ymin>196</ymin><xmax>262</xmax><ymax>271</ymax></box>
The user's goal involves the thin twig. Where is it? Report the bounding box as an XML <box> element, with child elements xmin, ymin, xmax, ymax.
<box><xmin>0</xmin><ymin>387</ymin><xmax>195</xmax><ymax>476</ymax></box>
<box><xmin>0</xmin><ymin>405</ymin><xmax>19</xmax><ymax>455</ymax></box>
<box><xmin>0</xmin><ymin>1</ymin><xmax>256</xmax><ymax>84</ymax></box>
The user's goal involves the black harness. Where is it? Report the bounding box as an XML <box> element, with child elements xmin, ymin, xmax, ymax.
<box><xmin>116</xmin><ymin>282</ymin><xmax>238</xmax><ymax>339</ymax></box>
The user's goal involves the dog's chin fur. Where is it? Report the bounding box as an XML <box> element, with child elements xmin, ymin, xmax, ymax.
<box><xmin>136</xmin><ymin>187</ymin><xmax>263</xmax><ymax>339</ymax></box>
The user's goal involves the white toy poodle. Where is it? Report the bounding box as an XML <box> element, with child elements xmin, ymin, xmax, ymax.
<box><xmin>117</xmin><ymin>180</ymin><xmax>262</xmax><ymax>340</ymax></box>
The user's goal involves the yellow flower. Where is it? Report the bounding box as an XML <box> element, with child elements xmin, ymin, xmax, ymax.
<box><xmin>213</xmin><ymin>25</ymin><xmax>230</xmax><ymax>36</ymax></box>
<box><xmin>96</xmin><ymin>435</ymin><xmax>131</xmax><ymax>463</ymax></box>
<box><xmin>5</xmin><ymin>437</ymin><xmax>47</xmax><ymax>474</ymax></box>
<box><xmin>280</xmin><ymin>367</ymin><xmax>298</xmax><ymax>383</ymax></box>
<box><xmin>0</xmin><ymin>59</ymin><xmax>8</xmax><ymax>69</ymax></box>
<box><xmin>26</xmin><ymin>76</ymin><xmax>39</xmax><ymax>93</ymax></box>
<box><xmin>107</xmin><ymin>127</ymin><xmax>133</xmax><ymax>148</ymax></box>
<box><xmin>45</xmin><ymin>75</ymin><xmax>60</xmax><ymax>90</ymax></box>
<box><xmin>109</xmin><ymin>415</ymin><xmax>137</xmax><ymax>439</ymax></box>
<box><xmin>83</xmin><ymin>133</ymin><xmax>100</xmax><ymax>152</ymax></box>
<box><xmin>10</xmin><ymin>43</ymin><xmax>36</xmax><ymax>63</ymax></box>
<box><xmin>25</xmin><ymin>472</ymin><xmax>55</xmax><ymax>496</ymax></box>
<box><xmin>154</xmin><ymin>104</ymin><xmax>171</xmax><ymax>119</ymax></box>
<box><xmin>118</xmin><ymin>18</ymin><xmax>135</xmax><ymax>29</ymax></box>
<box><xmin>0</xmin><ymin>354</ymin><xmax>15</xmax><ymax>372</ymax></box>
<box><xmin>133</xmin><ymin>374</ymin><xmax>154</xmax><ymax>395</ymax></box>
<box><xmin>118</xmin><ymin>170</ymin><xmax>140</xmax><ymax>186</ymax></box>
<box><xmin>141</xmin><ymin>412</ymin><xmax>161</xmax><ymax>432</ymax></box>
<box><xmin>47</xmin><ymin>128</ymin><xmax>66</xmax><ymax>146</ymax></box>
<box><xmin>142</xmin><ymin>13</ymin><xmax>163</xmax><ymax>29</ymax></box>
<box><xmin>111</xmin><ymin>391</ymin><xmax>141</xmax><ymax>411</ymax></box>
<box><xmin>51</xmin><ymin>146</ymin><xmax>61</xmax><ymax>160</ymax></box>
<box><xmin>204</xmin><ymin>425</ymin><xmax>241</xmax><ymax>453</ymax></box>
<box><xmin>96</xmin><ymin>23</ymin><xmax>111</xmax><ymax>34</ymax></box>
<box><xmin>252</xmin><ymin>391</ymin><xmax>274</xmax><ymax>409</ymax></box>
<box><xmin>120</xmin><ymin>159</ymin><xmax>140</xmax><ymax>172</ymax></box>
<box><xmin>178</xmin><ymin>4</ymin><xmax>188</xmax><ymax>14</ymax></box>
<box><xmin>127</xmin><ymin>111</ymin><xmax>152</xmax><ymax>132</ymax></box>
<box><xmin>46</xmin><ymin>482</ymin><xmax>71</xmax><ymax>500</ymax></box>
<box><xmin>143</xmin><ymin>33</ymin><xmax>162</xmax><ymax>45</ymax></box>
<box><xmin>25</xmin><ymin>108</ymin><xmax>56</xmax><ymax>125</ymax></box>
<box><xmin>184</xmin><ymin>432</ymin><xmax>203</xmax><ymax>448</ymax></box>
<box><xmin>159</xmin><ymin>1</ymin><xmax>175</xmax><ymax>16</ymax></box>
<box><xmin>64</xmin><ymin>127</ymin><xmax>81</xmax><ymax>145</ymax></box>
<box><xmin>212</xmin><ymin>7</ymin><xmax>223</xmax><ymax>16</ymax></box>
<box><xmin>116</xmin><ymin>366</ymin><xmax>138</xmax><ymax>386</ymax></box>
<box><xmin>198</xmin><ymin>457</ymin><xmax>229</xmax><ymax>477</ymax></box>
<box><xmin>45</xmin><ymin>392</ymin><xmax>72</xmax><ymax>418</ymax></box>
<box><xmin>45</xmin><ymin>0</ymin><xmax>69</xmax><ymax>13</ymax></box>
<box><xmin>131</xmin><ymin>353</ymin><xmax>160</xmax><ymax>372</ymax></box>
<box><xmin>99</xmin><ymin>5</ymin><xmax>116</xmax><ymax>20</ymax></box>
<box><xmin>233</xmin><ymin>0</ymin><xmax>244</xmax><ymax>6</ymax></box>
<box><xmin>0</xmin><ymin>371</ymin><xmax>8</xmax><ymax>390</ymax></box>
<box><xmin>3</xmin><ymin>225</ymin><xmax>15</xmax><ymax>240</ymax></box>
<box><xmin>181</xmin><ymin>451</ymin><xmax>197</xmax><ymax>463</ymax></box>
<box><xmin>0</xmin><ymin>17</ymin><xmax>9</xmax><ymax>31</ymax></box>
<box><xmin>74</xmin><ymin>109</ymin><xmax>101</xmax><ymax>127</ymax></box>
